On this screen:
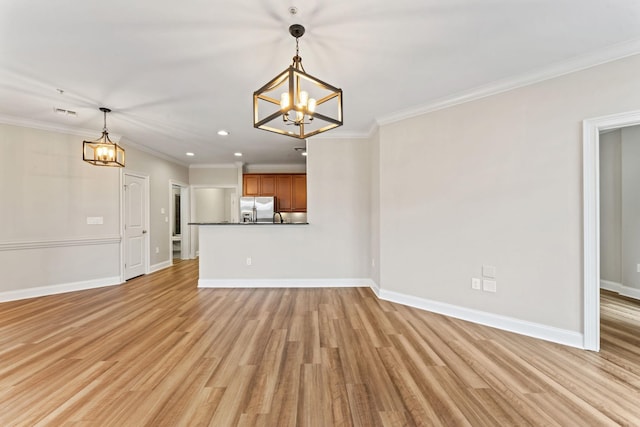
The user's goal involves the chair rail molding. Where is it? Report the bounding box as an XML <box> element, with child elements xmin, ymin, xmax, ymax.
<box><xmin>0</xmin><ymin>235</ymin><xmax>121</xmax><ymax>251</ymax></box>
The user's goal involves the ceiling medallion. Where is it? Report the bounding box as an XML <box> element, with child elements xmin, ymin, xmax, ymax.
<box><xmin>253</xmin><ymin>24</ymin><xmax>343</xmax><ymax>139</ymax></box>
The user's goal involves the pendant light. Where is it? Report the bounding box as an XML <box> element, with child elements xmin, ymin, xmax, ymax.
<box><xmin>253</xmin><ymin>24</ymin><xmax>343</xmax><ymax>139</ymax></box>
<box><xmin>83</xmin><ymin>107</ymin><xmax>125</xmax><ymax>167</ymax></box>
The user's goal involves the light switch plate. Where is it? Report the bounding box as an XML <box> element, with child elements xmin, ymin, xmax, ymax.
<box><xmin>86</xmin><ymin>216</ymin><xmax>103</xmax><ymax>225</ymax></box>
<box><xmin>482</xmin><ymin>265</ymin><xmax>496</xmax><ymax>278</ymax></box>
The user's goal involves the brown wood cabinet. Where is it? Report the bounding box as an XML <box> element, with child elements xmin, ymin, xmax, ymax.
<box><xmin>292</xmin><ymin>174</ymin><xmax>307</xmax><ymax>212</ymax></box>
<box><xmin>243</xmin><ymin>173</ymin><xmax>306</xmax><ymax>212</ymax></box>
<box><xmin>276</xmin><ymin>175</ymin><xmax>292</xmax><ymax>212</ymax></box>
<box><xmin>243</xmin><ymin>174</ymin><xmax>260</xmax><ymax>196</ymax></box>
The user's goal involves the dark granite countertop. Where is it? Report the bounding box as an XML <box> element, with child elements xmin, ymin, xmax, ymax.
<box><xmin>188</xmin><ymin>222</ymin><xmax>309</xmax><ymax>225</ymax></box>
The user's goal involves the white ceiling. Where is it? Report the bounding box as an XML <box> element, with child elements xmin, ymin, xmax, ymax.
<box><xmin>2</xmin><ymin>0</ymin><xmax>640</xmax><ymax>166</ymax></box>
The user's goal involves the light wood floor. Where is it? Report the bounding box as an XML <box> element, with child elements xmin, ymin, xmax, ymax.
<box><xmin>1</xmin><ymin>260</ymin><xmax>639</xmax><ymax>426</ymax></box>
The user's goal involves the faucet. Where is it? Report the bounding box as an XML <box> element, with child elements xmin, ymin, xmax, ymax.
<box><xmin>273</xmin><ymin>212</ymin><xmax>283</xmax><ymax>223</ymax></box>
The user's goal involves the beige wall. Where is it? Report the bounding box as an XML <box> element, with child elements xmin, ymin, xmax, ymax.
<box><xmin>370</xmin><ymin>129</ymin><xmax>381</xmax><ymax>286</ymax></box>
<box><xmin>599</xmin><ymin>130</ymin><xmax>622</xmax><ymax>284</ymax></box>
<box><xmin>0</xmin><ymin>123</ymin><xmax>121</xmax><ymax>293</ymax></box>
<box><xmin>199</xmin><ymin>137</ymin><xmax>372</xmax><ymax>280</ymax></box>
<box><xmin>0</xmin><ymin>123</ymin><xmax>188</xmax><ymax>295</ymax></box>
<box><xmin>379</xmin><ymin>53</ymin><xmax>640</xmax><ymax>333</ymax></box>
<box><xmin>189</xmin><ymin>166</ymin><xmax>239</xmax><ymax>186</ymax></box>
<box><xmin>124</xmin><ymin>146</ymin><xmax>189</xmax><ymax>267</ymax></box>
<box><xmin>621</xmin><ymin>126</ymin><xmax>640</xmax><ymax>290</ymax></box>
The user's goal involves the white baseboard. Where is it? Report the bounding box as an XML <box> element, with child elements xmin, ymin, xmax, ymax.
<box><xmin>150</xmin><ymin>260</ymin><xmax>172</xmax><ymax>273</ymax></box>
<box><xmin>198</xmin><ymin>278</ymin><xmax>374</xmax><ymax>289</ymax></box>
<box><xmin>601</xmin><ymin>280</ymin><xmax>640</xmax><ymax>300</ymax></box>
<box><xmin>369</xmin><ymin>280</ymin><xmax>381</xmax><ymax>297</ymax></box>
<box><xmin>0</xmin><ymin>276</ymin><xmax>121</xmax><ymax>303</ymax></box>
<box><xmin>376</xmin><ymin>288</ymin><xmax>584</xmax><ymax>349</ymax></box>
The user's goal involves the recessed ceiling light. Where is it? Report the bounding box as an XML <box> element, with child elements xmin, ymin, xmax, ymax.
<box><xmin>234</xmin><ymin>152</ymin><xmax>243</xmax><ymax>157</ymax></box>
<box><xmin>218</xmin><ymin>130</ymin><xmax>229</xmax><ymax>136</ymax></box>
<box><xmin>186</xmin><ymin>152</ymin><xmax>195</xmax><ymax>156</ymax></box>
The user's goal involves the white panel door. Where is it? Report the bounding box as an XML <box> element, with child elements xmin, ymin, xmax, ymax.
<box><xmin>124</xmin><ymin>173</ymin><xmax>147</xmax><ymax>280</ymax></box>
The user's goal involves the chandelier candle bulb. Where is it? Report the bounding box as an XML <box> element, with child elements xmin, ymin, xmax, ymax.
<box><xmin>280</xmin><ymin>93</ymin><xmax>290</xmax><ymax>109</ymax></box>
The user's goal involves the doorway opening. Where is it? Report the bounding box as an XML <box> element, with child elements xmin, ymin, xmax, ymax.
<box><xmin>170</xmin><ymin>181</ymin><xmax>189</xmax><ymax>263</ymax></box>
<box><xmin>583</xmin><ymin>109</ymin><xmax>640</xmax><ymax>351</ymax></box>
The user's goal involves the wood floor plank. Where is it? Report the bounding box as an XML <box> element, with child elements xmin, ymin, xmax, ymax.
<box><xmin>0</xmin><ymin>260</ymin><xmax>640</xmax><ymax>425</ymax></box>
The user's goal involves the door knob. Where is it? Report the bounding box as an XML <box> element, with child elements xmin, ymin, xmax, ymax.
<box><xmin>142</xmin><ymin>230</ymin><xmax>147</xmax><ymax>234</ymax></box>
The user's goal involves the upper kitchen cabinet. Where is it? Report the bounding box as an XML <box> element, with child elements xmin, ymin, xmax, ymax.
<box><xmin>292</xmin><ymin>175</ymin><xmax>307</xmax><ymax>212</ymax></box>
<box><xmin>243</xmin><ymin>174</ymin><xmax>260</xmax><ymax>196</ymax></box>
<box><xmin>243</xmin><ymin>173</ymin><xmax>306</xmax><ymax>212</ymax></box>
<box><xmin>260</xmin><ymin>175</ymin><xmax>276</xmax><ymax>196</ymax></box>
<box><xmin>276</xmin><ymin>175</ymin><xmax>292</xmax><ymax>212</ymax></box>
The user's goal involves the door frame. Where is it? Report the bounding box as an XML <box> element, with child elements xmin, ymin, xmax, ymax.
<box><xmin>169</xmin><ymin>180</ymin><xmax>190</xmax><ymax>261</ymax></box>
<box><xmin>120</xmin><ymin>170</ymin><xmax>151</xmax><ymax>282</ymax></box>
<box><xmin>583</xmin><ymin>109</ymin><xmax>640</xmax><ymax>351</ymax></box>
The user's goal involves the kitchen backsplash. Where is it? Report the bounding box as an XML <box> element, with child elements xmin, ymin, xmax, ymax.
<box><xmin>280</xmin><ymin>212</ymin><xmax>307</xmax><ymax>223</ymax></box>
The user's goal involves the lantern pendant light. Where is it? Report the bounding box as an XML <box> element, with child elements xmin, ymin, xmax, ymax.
<box><xmin>83</xmin><ymin>107</ymin><xmax>125</xmax><ymax>167</ymax></box>
<box><xmin>253</xmin><ymin>24</ymin><xmax>343</xmax><ymax>139</ymax></box>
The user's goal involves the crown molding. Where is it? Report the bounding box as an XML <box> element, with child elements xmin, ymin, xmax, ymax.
<box><xmin>377</xmin><ymin>37</ymin><xmax>640</xmax><ymax>126</ymax></box>
<box><xmin>189</xmin><ymin>163</ymin><xmax>239</xmax><ymax>169</ymax></box>
<box><xmin>0</xmin><ymin>112</ymin><xmax>188</xmax><ymax>168</ymax></box>
<box><xmin>243</xmin><ymin>163</ymin><xmax>306</xmax><ymax>173</ymax></box>
<box><xmin>314</xmin><ymin>129</ymin><xmax>372</xmax><ymax>139</ymax></box>
<box><xmin>0</xmin><ymin>113</ymin><xmax>122</xmax><ymax>140</ymax></box>
<box><xmin>120</xmin><ymin>139</ymin><xmax>188</xmax><ymax>168</ymax></box>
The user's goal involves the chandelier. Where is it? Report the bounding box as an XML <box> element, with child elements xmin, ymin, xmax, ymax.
<box><xmin>83</xmin><ymin>107</ymin><xmax>125</xmax><ymax>167</ymax></box>
<box><xmin>253</xmin><ymin>24</ymin><xmax>343</xmax><ymax>139</ymax></box>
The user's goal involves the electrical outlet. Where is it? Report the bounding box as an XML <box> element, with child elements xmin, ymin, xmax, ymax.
<box><xmin>637</xmin><ymin>264</ymin><xmax>640</xmax><ymax>273</ymax></box>
<box><xmin>372</xmin><ymin>258</ymin><xmax>376</xmax><ymax>268</ymax></box>
<box><xmin>471</xmin><ymin>278</ymin><xmax>481</xmax><ymax>290</ymax></box>
<box><xmin>155</xmin><ymin>247</ymin><xmax>159</xmax><ymax>254</ymax></box>
<box><xmin>483</xmin><ymin>279</ymin><xmax>497</xmax><ymax>292</ymax></box>
<box><xmin>246</xmin><ymin>257</ymin><xmax>252</xmax><ymax>266</ymax></box>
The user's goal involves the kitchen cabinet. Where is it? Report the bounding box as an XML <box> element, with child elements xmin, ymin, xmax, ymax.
<box><xmin>276</xmin><ymin>175</ymin><xmax>292</xmax><ymax>212</ymax></box>
<box><xmin>260</xmin><ymin>175</ymin><xmax>276</xmax><ymax>196</ymax></box>
<box><xmin>243</xmin><ymin>173</ymin><xmax>306</xmax><ymax>212</ymax></box>
<box><xmin>292</xmin><ymin>174</ymin><xmax>307</xmax><ymax>212</ymax></box>
<box><xmin>244</xmin><ymin>174</ymin><xmax>276</xmax><ymax>196</ymax></box>
<box><xmin>243</xmin><ymin>175</ymin><xmax>260</xmax><ymax>196</ymax></box>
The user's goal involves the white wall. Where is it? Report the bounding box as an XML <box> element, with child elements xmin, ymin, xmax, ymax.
<box><xmin>621</xmin><ymin>126</ymin><xmax>640</xmax><ymax>290</ymax></box>
<box><xmin>599</xmin><ymin>130</ymin><xmax>622</xmax><ymax>284</ymax></box>
<box><xmin>378</xmin><ymin>53</ymin><xmax>640</xmax><ymax>334</ymax></box>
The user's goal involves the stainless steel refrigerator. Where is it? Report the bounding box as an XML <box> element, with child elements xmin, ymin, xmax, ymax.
<box><xmin>240</xmin><ymin>196</ymin><xmax>275</xmax><ymax>223</ymax></box>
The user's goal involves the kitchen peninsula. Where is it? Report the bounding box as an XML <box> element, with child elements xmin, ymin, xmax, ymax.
<box><xmin>192</xmin><ymin>221</ymin><xmax>332</xmax><ymax>288</ymax></box>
